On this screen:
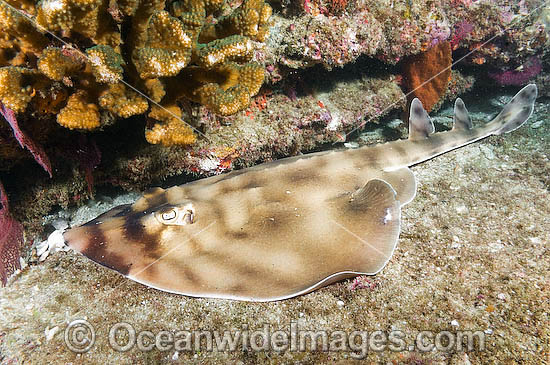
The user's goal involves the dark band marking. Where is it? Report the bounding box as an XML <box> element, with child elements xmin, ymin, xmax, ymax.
<box><xmin>123</xmin><ymin>212</ymin><xmax>149</xmax><ymax>242</ymax></box>
<box><xmin>182</xmin><ymin>266</ymin><xmax>200</xmax><ymax>284</ymax></box>
<box><xmin>229</xmin><ymin>283</ymin><xmax>245</xmax><ymax>294</ymax></box>
<box><xmin>284</xmin><ymin>165</ymin><xmax>329</xmax><ymax>185</ymax></box>
<box><xmin>241</xmin><ymin>179</ymin><xmax>263</xmax><ymax>190</ymax></box>
<box><xmin>184</xmin><ymin>236</ymin><xmax>204</xmax><ymax>256</ymax></box>
<box><xmin>81</xmin><ymin>225</ymin><xmax>132</xmax><ymax>276</ymax></box>
<box><xmin>122</xmin><ymin>212</ymin><xmax>163</xmax><ymax>258</ymax></box>
<box><xmin>230</xmin><ymin>231</ymin><xmax>249</xmax><ymax>240</ymax></box>
<box><xmin>218</xmin><ymin>183</ymin><xmax>240</xmax><ymax>196</ymax></box>
<box><xmin>392</xmin><ymin>143</ymin><xmax>408</xmax><ymax>157</ymax></box>
<box><xmin>113</xmin><ymin>205</ymin><xmax>133</xmax><ymax>218</ymax></box>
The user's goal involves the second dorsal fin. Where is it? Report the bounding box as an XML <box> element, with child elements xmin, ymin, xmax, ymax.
<box><xmin>408</xmin><ymin>98</ymin><xmax>434</xmax><ymax>140</ymax></box>
<box><xmin>452</xmin><ymin>98</ymin><xmax>472</xmax><ymax>131</ymax></box>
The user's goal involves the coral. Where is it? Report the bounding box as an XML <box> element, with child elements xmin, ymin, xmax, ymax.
<box><xmin>0</xmin><ymin>179</ymin><xmax>23</xmax><ymax>286</ymax></box>
<box><xmin>425</xmin><ymin>16</ymin><xmax>451</xmax><ymax>47</ymax></box>
<box><xmin>57</xmin><ymin>91</ymin><xmax>100</xmax><ymax>130</ymax></box>
<box><xmin>133</xmin><ymin>10</ymin><xmax>194</xmax><ymax>79</ymax></box>
<box><xmin>0</xmin><ymin>67</ymin><xmax>36</xmax><ymax>112</ymax></box>
<box><xmin>1</xmin><ymin>102</ymin><xmax>52</xmax><ymax>177</ymax></box>
<box><xmin>199</xmin><ymin>0</ymin><xmax>272</xmax><ymax>42</ymax></box>
<box><xmin>0</xmin><ymin>2</ymin><xmax>48</xmax><ymax>54</ymax></box>
<box><xmin>35</xmin><ymin>0</ymin><xmax>121</xmax><ymax>47</ymax></box>
<box><xmin>450</xmin><ymin>21</ymin><xmax>474</xmax><ymax>50</ymax></box>
<box><xmin>303</xmin><ymin>0</ymin><xmax>350</xmax><ymax>16</ymax></box>
<box><xmin>98</xmin><ymin>83</ymin><xmax>148</xmax><ymax>118</ymax></box>
<box><xmin>145</xmin><ymin>105</ymin><xmax>196</xmax><ymax>146</ymax></box>
<box><xmin>34</xmin><ymin>87</ymin><xmax>69</xmax><ymax>115</ymax></box>
<box><xmin>274</xmin><ymin>9</ymin><xmax>386</xmax><ymax>69</ymax></box>
<box><xmin>402</xmin><ymin>41</ymin><xmax>452</xmax><ymax>113</ymax></box>
<box><xmin>3</xmin><ymin>0</ymin><xmax>35</xmax><ymax>14</ymax></box>
<box><xmin>326</xmin><ymin>0</ymin><xmax>350</xmax><ymax>16</ymax></box>
<box><xmin>181</xmin><ymin>62</ymin><xmax>265</xmax><ymax>115</ymax></box>
<box><xmin>0</xmin><ymin>0</ymin><xmax>272</xmax><ymax>146</ymax></box>
<box><xmin>37</xmin><ymin>47</ymin><xmax>82</xmax><ymax>81</ymax></box>
<box><xmin>1</xmin><ymin>0</ymin><xmax>548</xmax><ymax>225</ymax></box>
<box><xmin>143</xmin><ymin>78</ymin><xmax>165</xmax><ymax>102</ymax></box>
<box><xmin>195</xmin><ymin>35</ymin><xmax>254</xmax><ymax>69</ymax></box>
<box><xmin>86</xmin><ymin>45</ymin><xmax>125</xmax><ymax>84</ymax></box>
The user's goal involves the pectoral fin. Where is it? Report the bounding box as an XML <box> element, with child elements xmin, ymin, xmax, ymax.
<box><xmin>343</xmin><ymin>179</ymin><xmax>401</xmax><ymax>274</ymax></box>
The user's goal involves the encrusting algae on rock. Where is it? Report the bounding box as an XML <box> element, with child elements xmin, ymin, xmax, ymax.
<box><xmin>0</xmin><ymin>0</ymin><xmax>272</xmax><ymax>145</ymax></box>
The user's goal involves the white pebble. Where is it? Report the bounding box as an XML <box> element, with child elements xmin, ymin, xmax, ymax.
<box><xmin>530</xmin><ymin>120</ymin><xmax>543</xmax><ymax>129</ymax></box>
<box><xmin>44</xmin><ymin>326</ymin><xmax>59</xmax><ymax>341</ymax></box>
<box><xmin>37</xmin><ymin>229</ymin><xmax>69</xmax><ymax>262</ymax></box>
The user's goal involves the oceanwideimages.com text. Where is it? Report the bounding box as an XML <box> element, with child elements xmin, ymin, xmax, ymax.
<box><xmin>65</xmin><ymin>320</ymin><xmax>487</xmax><ymax>358</ymax></box>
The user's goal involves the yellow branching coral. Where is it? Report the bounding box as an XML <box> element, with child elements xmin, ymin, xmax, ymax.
<box><xmin>186</xmin><ymin>62</ymin><xmax>265</xmax><ymax>115</ymax></box>
<box><xmin>99</xmin><ymin>83</ymin><xmax>148</xmax><ymax>118</ymax></box>
<box><xmin>38</xmin><ymin>47</ymin><xmax>81</xmax><ymax>81</ymax></box>
<box><xmin>0</xmin><ymin>67</ymin><xmax>35</xmax><ymax>112</ymax></box>
<box><xmin>202</xmin><ymin>0</ymin><xmax>272</xmax><ymax>42</ymax></box>
<box><xmin>36</xmin><ymin>0</ymin><xmax>120</xmax><ymax>47</ymax></box>
<box><xmin>3</xmin><ymin>0</ymin><xmax>35</xmax><ymax>14</ymax></box>
<box><xmin>133</xmin><ymin>10</ymin><xmax>194</xmax><ymax>78</ymax></box>
<box><xmin>171</xmin><ymin>0</ymin><xmax>227</xmax><ymax>18</ymax></box>
<box><xmin>0</xmin><ymin>0</ymin><xmax>272</xmax><ymax>145</ymax></box>
<box><xmin>57</xmin><ymin>91</ymin><xmax>100</xmax><ymax>130</ymax></box>
<box><xmin>0</xmin><ymin>2</ymin><xmax>48</xmax><ymax>54</ymax></box>
<box><xmin>196</xmin><ymin>35</ymin><xmax>253</xmax><ymax>69</ymax></box>
<box><xmin>196</xmin><ymin>83</ymin><xmax>250</xmax><ymax>115</ymax></box>
<box><xmin>143</xmin><ymin>79</ymin><xmax>166</xmax><ymax>103</ymax></box>
<box><xmin>237</xmin><ymin>61</ymin><xmax>265</xmax><ymax>96</ymax></box>
<box><xmin>86</xmin><ymin>45</ymin><xmax>125</xmax><ymax>84</ymax></box>
<box><xmin>145</xmin><ymin>105</ymin><xmax>196</xmax><ymax>146</ymax></box>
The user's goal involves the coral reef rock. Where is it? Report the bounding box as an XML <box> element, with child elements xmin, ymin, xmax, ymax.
<box><xmin>0</xmin><ymin>0</ymin><xmax>272</xmax><ymax>145</ymax></box>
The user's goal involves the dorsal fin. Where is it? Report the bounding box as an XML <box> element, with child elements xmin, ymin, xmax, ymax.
<box><xmin>452</xmin><ymin>98</ymin><xmax>472</xmax><ymax>131</ymax></box>
<box><xmin>408</xmin><ymin>98</ymin><xmax>434</xmax><ymax>140</ymax></box>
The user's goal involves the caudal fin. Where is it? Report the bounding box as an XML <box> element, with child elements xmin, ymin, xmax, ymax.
<box><xmin>490</xmin><ymin>84</ymin><xmax>538</xmax><ymax>135</ymax></box>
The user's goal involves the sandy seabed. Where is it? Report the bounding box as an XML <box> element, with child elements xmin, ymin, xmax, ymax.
<box><xmin>0</xmin><ymin>94</ymin><xmax>548</xmax><ymax>364</ymax></box>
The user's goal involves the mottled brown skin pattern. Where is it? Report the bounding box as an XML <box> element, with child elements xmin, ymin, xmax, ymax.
<box><xmin>64</xmin><ymin>85</ymin><xmax>538</xmax><ymax>301</ymax></box>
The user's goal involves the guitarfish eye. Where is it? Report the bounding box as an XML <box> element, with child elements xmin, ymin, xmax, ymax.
<box><xmin>161</xmin><ymin>209</ymin><xmax>177</xmax><ymax>221</ymax></box>
<box><xmin>155</xmin><ymin>203</ymin><xmax>196</xmax><ymax>225</ymax></box>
